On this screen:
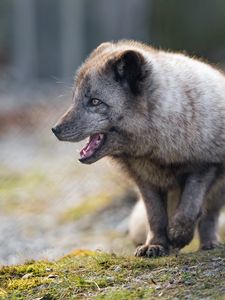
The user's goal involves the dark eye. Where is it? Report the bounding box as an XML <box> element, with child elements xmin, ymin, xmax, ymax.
<box><xmin>89</xmin><ymin>98</ymin><xmax>102</xmax><ymax>106</ymax></box>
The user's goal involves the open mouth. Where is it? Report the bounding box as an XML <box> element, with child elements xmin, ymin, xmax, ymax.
<box><xmin>79</xmin><ymin>133</ymin><xmax>105</xmax><ymax>161</ymax></box>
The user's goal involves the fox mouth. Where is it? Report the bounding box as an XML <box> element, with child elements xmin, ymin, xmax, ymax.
<box><xmin>79</xmin><ymin>133</ymin><xmax>105</xmax><ymax>162</ymax></box>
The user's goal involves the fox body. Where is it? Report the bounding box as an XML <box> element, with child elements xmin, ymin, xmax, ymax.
<box><xmin>53</xmin><ymin>40</ymin><xmax>225</xmax><ymax>257</ymax></box>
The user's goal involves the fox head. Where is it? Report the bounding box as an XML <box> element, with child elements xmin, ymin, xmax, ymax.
<box><xmin>52</xmin><ymin>41</ymin><xmax>152</xmax><ymax>164</ymax></box>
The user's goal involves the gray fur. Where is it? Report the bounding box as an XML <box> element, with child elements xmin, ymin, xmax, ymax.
<box><xmin>53</xmin><ymin>40</ymin><xmax>225</xmax><ymax>257</ymax></box>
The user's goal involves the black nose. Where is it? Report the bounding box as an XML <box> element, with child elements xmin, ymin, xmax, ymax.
<box><xmin>52</xmin><ymin>125</ymin><xmax>61</xmax><ymax>135</ymax></box>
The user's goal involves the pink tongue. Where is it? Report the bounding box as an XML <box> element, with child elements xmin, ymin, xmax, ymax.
<box><xmin>80</xmin><ymin>134</ymin><xmax>102</xmax><ymax>159</ymax></box>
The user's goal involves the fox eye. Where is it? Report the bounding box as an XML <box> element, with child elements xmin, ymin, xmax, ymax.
<box><xmin>89</xmin><ymin>98</ymin><xmax>102</xmax><ymax>106</ymax></box>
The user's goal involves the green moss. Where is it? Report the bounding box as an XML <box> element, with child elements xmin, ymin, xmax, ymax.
<box><xmin>0</xmin><ymin>165</ymin><xmax>59</xmax><ymax>213</ymax></box>
<box><xmin>182</xmin><ymin>237</ymin><xmax>199</xmax><ymax>253</ymax></box>
<box><xmin>1</xmin><ymin>248</ymin><xmax>225</xmax><ymax>299</ymax></box>
<box><xmin>0</xmin><ymin>166</ymin><xmax>46</xmax><ymax>192</ymax></box>
<box><xmin>60</xmin><ymin>193</ymin><xmax>114</xmax><ymax>222</ymax></box>
<box><xmin>95</xmin><ymin>288</ymin><xmax>152</xmax><ymax>300</ymax></box>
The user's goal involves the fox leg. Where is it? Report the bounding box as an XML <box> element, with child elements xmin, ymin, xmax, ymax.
<box><xmin>134</xmin><ymin>184</ymin><xmax>170</xmax><ymax>258</ymax></box>
<box><xmin>129</xmin><ymin>188</ymin><xmax>180</xmax><ymax>246</ymax></box>
<box><xmin>168</xmin><ymin>167</ymin><xmax>217</xmax><ymax>249</ymax></box>
<box><xmin>198</xmin><ymin>182</ymin><xmax>225</xmax><ymax>250</ymax></box>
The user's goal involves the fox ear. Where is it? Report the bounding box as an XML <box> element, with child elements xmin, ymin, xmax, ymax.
<box><xmin>113</xmin><ymin>50</ymin><xmax>147</xmax><ymax>95</ymax></box>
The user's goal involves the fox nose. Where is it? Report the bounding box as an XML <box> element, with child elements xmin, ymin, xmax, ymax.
<box><xmin>52</xmin><ymin>125</ymin><xmax>61</xmax><ymax>136</ymax></box>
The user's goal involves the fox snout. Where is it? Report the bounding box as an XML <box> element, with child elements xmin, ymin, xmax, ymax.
<box><xmin>52</xmin><ymin>125</ymin><xmax>63</xmax><ymax>140</ymax></box>
<box><xmin>52</xmin><ymin>106</ymin><xmax>78</xmax><ymax>141</ymax></box>
<box><xmin>52</xmin><ymin>125</ymin><xmax>61</xmax><ymax>135</ymax></box>
<box><xmin>52</xmin><ymin>115</ymin><xmax>87</xmax><ymax>143</ymax></box>
<box><xmin>52</xmin><ymin>121</ymin><xmax>75</xmax><ymax>141</ymax></box>
<box><xmin>52</xmin><ymin>123</ymin><xmax>69</xmax><ymax>141</ymax></box>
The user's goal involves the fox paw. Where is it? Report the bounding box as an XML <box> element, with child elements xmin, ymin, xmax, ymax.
<box><xmin>200</xmin><ymin>241</ymin><xmax>220</xmax><ymax>251</ymax></box>
<box><xmin>134</xmin><ymin>244</ymin><xmax>169</xmax><ymax>258</ymax></box>
<box><xmin>168</xmin><ymin>217</ymin><xmax>195</xmax><ymax>249</ymax></box>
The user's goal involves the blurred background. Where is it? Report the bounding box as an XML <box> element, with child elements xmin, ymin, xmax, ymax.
<box><xmin>1</xmin><ymin>0</ymin><xmax>225</xmax><ymax>265</ymax></box>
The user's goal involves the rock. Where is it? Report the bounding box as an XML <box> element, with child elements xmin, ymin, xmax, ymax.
<box><xmin>45</xmin><ymin>267</ymin><xmax>53</xmax><ymax>272</ymax></box>
<box><xmin>22</xmin><ymin>273</ymin><xmax>33</xmax><ymax>279</ymax></box>
<box><xmin>114</xmin><ymin>265</ymin><xmax>121</xmax><ymax>272</ymax></box>
<box><xmin>47</xmin><ymin>274</ymin><xmax>58</xmax><ymax>279</ymax></box>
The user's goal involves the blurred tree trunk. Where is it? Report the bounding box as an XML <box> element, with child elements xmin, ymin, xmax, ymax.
<box><xmin>36</xmin><ymin>0</ymin><xmax>60</xmax><ymax>80</ymax></box>
<box><xmin>118</xmin><ymin>0</ymin><xmax>151</xmax><ymax>41</ymax></box>
<box><xmin>12</xmin><ymin>0</ymin><xmax>37</xmax><ymax>81</ymax></box>
<box><xmin>60</xmin><ymin>0</ymin><xmax>85</xmax><ymax>82</ymax></box>
<box><xmin>86</xmin><ymin>0</ymin><xmax>151</xmax><ymax>52</ymax></box>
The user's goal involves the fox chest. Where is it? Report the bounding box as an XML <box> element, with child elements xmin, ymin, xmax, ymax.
<box><xmin>122</xmin><ymin>157</ymin><xmax>180</xmax><ymax>189</ymax></box>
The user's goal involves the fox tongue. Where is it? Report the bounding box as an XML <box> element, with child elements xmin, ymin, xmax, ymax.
<box><xmin>80</xmin><ymin>134</ymin><xmax>104</xmax><ymax>159</ymax></box>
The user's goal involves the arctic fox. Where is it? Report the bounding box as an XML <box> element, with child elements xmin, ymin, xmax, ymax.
<box><xmin>52</xmin><ymin>40</ymin><xmax>225</xmax><ymax>257</ymax></box>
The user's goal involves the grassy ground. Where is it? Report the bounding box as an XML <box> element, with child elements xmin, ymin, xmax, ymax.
<box><xmin>1</xmin><ymin>247</ymin><xmax>225</xmax><ymax>300</ymax></box>
<box><xmin>1</xmin><ymin>87</ymin><xmax>225</xmax><ymax>299</ymax></box>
